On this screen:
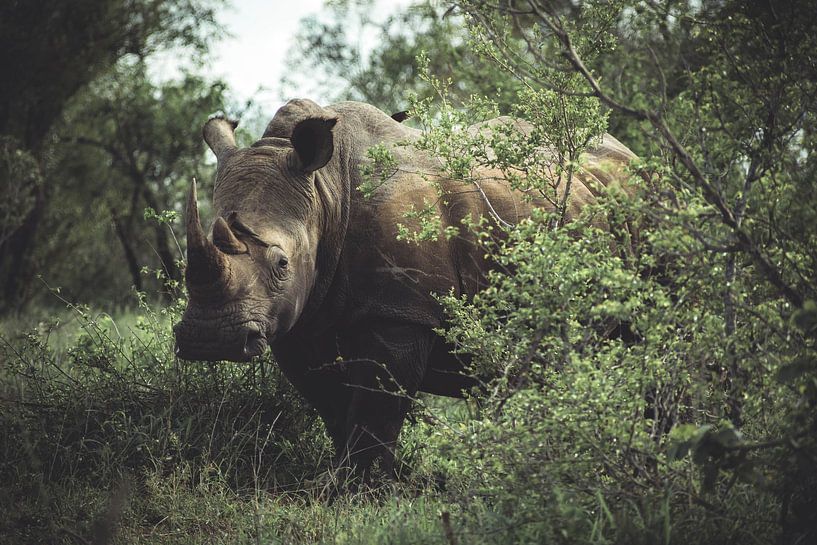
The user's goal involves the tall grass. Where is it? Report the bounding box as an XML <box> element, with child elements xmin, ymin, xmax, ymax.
<box><xmin>0</xmin><ymin>296</ymin><xmax>331</xmax><ymax>543</ymax></box>
<box><xmin>1</xmin><ymin>293</ymin><xmax>813</xmax><ymax>544</ymax></box>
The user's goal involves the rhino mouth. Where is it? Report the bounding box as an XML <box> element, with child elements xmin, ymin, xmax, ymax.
<box><xmin>173</xmin><ymin>320</ymin><xmax>270</xmax><ymax>362</ymax></box>
<box><xmin>242</xmin><ymin>329</ymin><xmax>268</xmax><ymax>359</ymax></box>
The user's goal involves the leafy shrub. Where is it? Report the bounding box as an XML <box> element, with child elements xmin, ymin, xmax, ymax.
<box><xmin>394</xmin><ymin>4</ymin><xmax>817</xmax><ymax>539</ymax></box>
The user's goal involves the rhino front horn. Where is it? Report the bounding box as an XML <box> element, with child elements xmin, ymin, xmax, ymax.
<box><xmin>203</xmin><ymin>113</ymin><xmax>238</xmax><ymax>160</ymax></box>
<box><xmin>185</xmin><ymin>179</ymin><xmax>230</xmax><ymax>294</ymax></box>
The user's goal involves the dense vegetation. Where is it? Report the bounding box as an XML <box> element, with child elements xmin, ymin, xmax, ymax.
<box><xmin>2</xmin><ymin>1</ymin><xmax>816</xmax><ymax>543</ymax></box>
<box><xmin>0</xmin><ymin>0</ymin><xmax>227</xmax><ymax>310</ymax></box>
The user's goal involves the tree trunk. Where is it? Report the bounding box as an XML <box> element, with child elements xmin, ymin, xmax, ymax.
<box><xmin>0</xmin><ymin>181</ymin><xmax>46</xmax><ymax>313</ymax></box>
<box><xmin>111</xmin><ymin>210</ymin><xmax>143</xmax><ymax>292</ymax></box>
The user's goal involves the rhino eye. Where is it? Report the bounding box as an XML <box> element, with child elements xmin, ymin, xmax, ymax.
<box><xmin>267</xmin><ymin>247</ymin><xmax>289</xmax><ymax>276</ymax></box>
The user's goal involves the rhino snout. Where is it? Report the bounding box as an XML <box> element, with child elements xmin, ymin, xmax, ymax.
<box><xmin>173</xmin><ymin>320</ymin><xmax>269</xmax><ymax>362</ymax></box>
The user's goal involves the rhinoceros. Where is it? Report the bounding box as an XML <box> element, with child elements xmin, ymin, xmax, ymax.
<box><xmin>174</xmin><ymin>98</ymin><xmax>637</xmax><ymax>476</ymax></box>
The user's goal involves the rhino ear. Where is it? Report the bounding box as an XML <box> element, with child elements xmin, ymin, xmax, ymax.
<box><xmin>391</xmin><ymin>111</ymin><xmax>410</xmax><ymax>123</ymax></box>
<box><xmin>291</xmin><ymin>116</ymin><xmax>337</xmax><ymax>173</ymax></box>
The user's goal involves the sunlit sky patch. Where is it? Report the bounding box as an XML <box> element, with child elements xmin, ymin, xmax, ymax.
<box><xmin>149</xmin><ymin>0</ymin><xmax>415</xmax><ymax>113</ymax></box>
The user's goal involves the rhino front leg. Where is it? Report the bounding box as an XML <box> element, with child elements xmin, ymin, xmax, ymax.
<box><xmin>339</xmin><ymin>323</ymin><xmax>433</xmax><ymax>479</ymax></box>
<box><xmin>272</xmin><ymin>336</ymin><xmax>352</xmax><ymax>456</ymax></box>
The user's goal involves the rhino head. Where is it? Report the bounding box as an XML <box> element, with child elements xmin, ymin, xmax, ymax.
<box><xmin>173</xmin><ymin>102</ymin><xmax>339</xmax><ymax>361</ymax></box>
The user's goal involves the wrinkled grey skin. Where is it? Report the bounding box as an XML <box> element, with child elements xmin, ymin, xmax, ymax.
<box><xmin>174</xmin><ymin>99</ymin><xmax>638</xmax><ymax>477</ymax></box>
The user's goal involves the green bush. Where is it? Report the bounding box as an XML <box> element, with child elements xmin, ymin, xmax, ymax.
<box><xmin>391</xmin><ymin>2</ymin><xmax>817</xmax><ymax>542</ymax></box>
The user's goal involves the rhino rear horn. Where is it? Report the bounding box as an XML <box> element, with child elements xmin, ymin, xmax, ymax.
<box><xmin>203</xmin><ymin>114</ymin><xmax>238</xmax><ymax>160</ymax></box>
<box><xmin>291</xmin><ymin>116</ymin><xmax>337</xmax><ymax>173</ymax></box>
<box><xmin>212</xmin><ymin>216</ymin><xmax>248</xmax><ymax>254</ymax></box>
<box><xmin>185</xmin><ymin>179</ymin><xmax>231</xmax><ymax>294</ymax></box>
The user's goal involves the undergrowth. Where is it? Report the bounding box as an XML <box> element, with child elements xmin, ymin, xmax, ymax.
<box><xmin>1</xmin><ymin>279</ymin><xmax>814</xmax><ymax>544</ymax></box>
<box><xmin>0</xmin><ymin>297</ymin><xmax>331</xmax><ymax>543</ymax></box>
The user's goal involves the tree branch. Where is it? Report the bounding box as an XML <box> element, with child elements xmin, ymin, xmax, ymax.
<box><xmin>524</xmin><ymin>1</ymin><xmax>804</xmax><ymax>308</ymax></box>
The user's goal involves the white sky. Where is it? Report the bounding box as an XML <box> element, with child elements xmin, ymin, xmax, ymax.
<box><xmin>151</xmin><ymin>0</ymin><xmax>415</xmax><ymax>113</ymax></box>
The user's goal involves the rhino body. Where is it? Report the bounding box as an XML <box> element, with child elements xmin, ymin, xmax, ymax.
<box><xmin>174</xmin><ymin>99</ymin><xmax>637</xmax><ymax>475</ymax></box>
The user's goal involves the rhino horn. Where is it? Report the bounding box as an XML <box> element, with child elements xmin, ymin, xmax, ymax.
<box><xmin>212</xmin><ymin>216</ymin><xmax>247</xmax><ymax>254</ymax></box>
<box><xmin>203</xmin><ymin>114</ymin><xmax>238</xmax><ymax>160</ymax></box>
<box><xmin>185</xmin><ymin>179</ymin><xmax>230</xmax><ymax>294</ymax></box>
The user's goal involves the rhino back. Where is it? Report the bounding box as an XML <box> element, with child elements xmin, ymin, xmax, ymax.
<box><xmin>322</xmin><ymin>102</ymin><xmax>638</xmax><ymax>328</ymax></box>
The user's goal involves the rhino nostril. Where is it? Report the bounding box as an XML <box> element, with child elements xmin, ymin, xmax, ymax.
<box><xmin>243</xmin><ymin>329</ymin><xmax>267</xmax><ymax>358</ymax></box>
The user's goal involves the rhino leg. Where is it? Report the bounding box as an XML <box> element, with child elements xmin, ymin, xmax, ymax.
<box><xmin>338</xmin><ymin>322</ymin><xmax>432</xmax><ymax>480</ymax></box>
<box><xmin>273</xmin><ymin>336</ymin><xmax>353</xmax><ymax>454</ymax></box>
